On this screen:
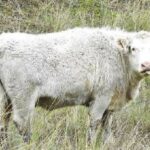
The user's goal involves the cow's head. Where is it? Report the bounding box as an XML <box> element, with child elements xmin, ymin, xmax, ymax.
<box><xmin>117</xmin><ymin>34</ymin><xmax>150</xmax><ymax>77</ymax></box>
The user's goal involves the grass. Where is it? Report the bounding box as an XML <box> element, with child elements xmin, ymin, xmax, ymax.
<box><xmin>0</xmin><ymin>0</ymin><xmax>150</xmax><ymax>32</ymax></box>
<box><xmin>0</xmin><ymin>0</ymin><xmax>150</xmax><ymax>149</ymax></box>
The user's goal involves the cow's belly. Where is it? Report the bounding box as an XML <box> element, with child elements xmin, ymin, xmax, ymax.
<box><xmin>38</xmin><ymin>78</ymin><xmax>94</xmax><ymax>110</ymax></box>
<box><xmin>36</xmin><ymin>93</ymin><xmax>91</xmax><ymax>110</ymax></box>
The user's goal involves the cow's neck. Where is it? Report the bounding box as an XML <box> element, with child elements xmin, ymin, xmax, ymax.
<box><xmin>122</xmin><ymin>54</ymin><xmax>142</xmax><ymax>101</ymax></box>
<box><xmin>126</xmin><ymin>71</ymin><xmax>142</xmax><ymax>101</ymax></box>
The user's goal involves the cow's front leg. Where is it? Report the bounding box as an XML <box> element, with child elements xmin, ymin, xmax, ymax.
<box><xmin>88</xmin><ymin>93</ymin><xmax>113</xmax><ymax>143</ymax></box>
<box><xmin>11</xmin><ymin>88</ymin><xmax>38</xmax><ymax>143</ymax></box>
<box><xmin>101</xmin><ymin>109</ymin><xmax>114</xmax><ymax>143</ymax></box>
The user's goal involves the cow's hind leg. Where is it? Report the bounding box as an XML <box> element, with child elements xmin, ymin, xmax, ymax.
<box><xmin>101</xmin><ymin>109</ymin><xmax>113</xmax><ymax>142</ymax></box>
<box><xmin>0</xmin><ymin>85</ymin><xmax>12</xmax><ymax>147</ymax></box>
<box><xmin>12</xmin><ymin>89</ymin><xmax>38</xmax><ymax>143</ymax></box>
<box><xmin>88</xmin><ymin>93</ymin><xmax>113</xmax><ymax>144</ymax></box>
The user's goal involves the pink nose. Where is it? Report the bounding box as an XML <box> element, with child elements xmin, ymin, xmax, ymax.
<box><xmin>141</xmin><ymin>62</ymin><xmax>150</xmax><ymax>73</ymax></box>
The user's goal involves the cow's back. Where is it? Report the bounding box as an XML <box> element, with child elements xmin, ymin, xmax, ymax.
<box><xmin>0</xmin><ymin>28</ymin><xmax>126</xmax><ymax>107</ymax></box>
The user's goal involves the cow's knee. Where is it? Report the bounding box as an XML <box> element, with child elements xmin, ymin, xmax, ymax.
<box><xmin>14</xmin><ymin>121</ymin><xmax>31</xmax><ymax>143</ymax></box>
<box><xmin>88</xmin><ymin>118</ymin><xmax>102</xmax><ymax>143</ymax></box>
<box><xmin>13</xmin><ymin>116</ymin><xmax>31</xmax><ymax>143</ymax></box>
<box><xmin>13</xmin><ymin>106</ymin><xmax>34</xmax><ymax>143</ymax></box>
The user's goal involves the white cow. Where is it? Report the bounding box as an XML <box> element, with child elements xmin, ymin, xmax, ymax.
<box><xmin>0</xmin><ymin>27</ymin><xmax>149</xmax><ymax>144</ymax></box>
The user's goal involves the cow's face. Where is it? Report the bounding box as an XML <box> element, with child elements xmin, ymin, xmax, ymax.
<box><xmin>118</xmin><ymin>37</ymin><xmax>150</xmax><ymax>76</ymax></box>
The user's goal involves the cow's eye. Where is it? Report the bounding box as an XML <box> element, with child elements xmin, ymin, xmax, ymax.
<box><xmin>132</xmin><ymin>48</ymin><xmax>136</xmax><ymax>51</ymax></box>
<box><xmin>128</xmin><ymin>46</ymin><xmax>136</xmax><ymax>53</ymax></box>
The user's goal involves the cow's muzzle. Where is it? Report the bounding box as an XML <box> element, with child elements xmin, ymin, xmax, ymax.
<box><xmin>141</xmin><ymin>62</ymin><xmax>150</xmax><ymax>75</ymax></box>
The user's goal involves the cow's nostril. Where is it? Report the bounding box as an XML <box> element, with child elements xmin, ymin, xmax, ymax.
<box><xmin>141</xmin><ymin>63</ymin><xmax>146</xmax><ymax>68</ymax></box>
<box><xmin>141</xmin><ymin>62</ymin><xmax>150</xmax><ymax>68</ymax></box>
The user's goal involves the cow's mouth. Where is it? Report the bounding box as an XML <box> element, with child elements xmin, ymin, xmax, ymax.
<box><xmin>140</xmin><ymin>62</ymin><xmax>150</xmax><ymax>75</ymax></box>
<box><xmin>140</xmin><ymin>68</ymin><xmax>150</xmax><ymax>75</ymax></box>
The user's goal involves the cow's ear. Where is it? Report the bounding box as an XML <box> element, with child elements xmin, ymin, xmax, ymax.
<box><xmin>117</xmin><ymin>38</ymin><xmax>131</xmax><ymax>53</ymax></box>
